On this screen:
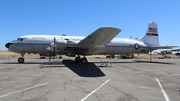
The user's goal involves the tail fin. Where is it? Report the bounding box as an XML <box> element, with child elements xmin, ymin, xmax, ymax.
<box><xmin>139</xmin><ymin>22</ymin><xmax>159</xmax><ymax>46</ymax></box>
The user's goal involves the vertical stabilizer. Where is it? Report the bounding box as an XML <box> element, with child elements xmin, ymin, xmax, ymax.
<box><xmin>139</xmin><ymin>22</ymin><xmax>159</xmax><ymax>46</ymax></box>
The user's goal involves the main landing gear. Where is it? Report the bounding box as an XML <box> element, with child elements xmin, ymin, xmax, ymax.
<box><xmin>75</xmin><ymin>55</ymin><xmax>88</xmax><ymax>64</ymax></box>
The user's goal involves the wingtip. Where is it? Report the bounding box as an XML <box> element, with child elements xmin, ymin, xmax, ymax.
<box><xmin>99</xmin><ymin>27</ymin><xmax>121</xmax><ymax>32</ymax></box>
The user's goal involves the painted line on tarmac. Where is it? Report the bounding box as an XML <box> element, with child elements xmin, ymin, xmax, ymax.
<box><xmin>0</xmin><ymin>82</ymin><xmax>50</xmax><ymax>98</ymax></box>
<box><xmin>140</xmin><ymin>86</ymin><xmax>157</xmax><ymax>90</ymax></box>
<box><xmin>81</xmin><ymin>79</ymin><xmax>110</xmax><ymax>101</ymax></box>
<box><xmin>155</xmin><ymin>77</ymin><xmax>170</xmax><ymax>101</ymax></box>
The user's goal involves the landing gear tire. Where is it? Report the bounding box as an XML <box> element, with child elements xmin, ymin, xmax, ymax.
<box><xmin>18</xmin><ymin>57</ymin><xmax>24</xmax><ymax>63</ymax></box>
<box><xmin>106</xmin><ymin>56</ymin><xmax>110</xmax><ymax>58</ymax></box>
<box><xmin>75</xmin><ymin>57</ymin><xmax>80</xmax><ymax>62</ymax></box>
<box><xmin>106</xmin><ymin>55</ymin><xmax>115</xmax><ymax>58</ymax></box>
<box><xmin>80</xmin><ymin>58</ymin><xmax>88</xmax><ymax>64</ymax></box>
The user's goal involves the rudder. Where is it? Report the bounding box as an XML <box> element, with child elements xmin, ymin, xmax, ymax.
<box><xmin>139</xmin><ymin>22</ymin><xmax>159</xmax><ymax>46</ymax></box>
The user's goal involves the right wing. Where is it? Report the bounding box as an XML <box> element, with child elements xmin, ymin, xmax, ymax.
<box><xmin>170</xmin><ymin>48</ymin><xmax>180</xmax><ymax>52</ymax></box>
<box><xmin>74</xmin><ymin>27</ymin><xmax>121</xmax><ymax>55</ymax></box>
<box><xmin>148</xmin><ymin>46</ymin><xmax>178</xmax><ymax>52</ymax></box>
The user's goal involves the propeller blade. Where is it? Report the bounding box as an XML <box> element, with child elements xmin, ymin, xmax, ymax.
<box><xmin>53</xmin><ymin>37</ymin><xmax>56</xmax><ymax>59</ymax></box>
<box><xmin>48</xmin><ymin>37</ymin><xmax>56</xmax><ymax>61</ymax></box>
<box><xmin>49</xmin><ymin>51</ymin><xmax>51</xmax><ymax>61</ymax></box>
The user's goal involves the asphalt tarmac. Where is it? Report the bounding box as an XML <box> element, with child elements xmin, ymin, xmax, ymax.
<box><xmin>0</xmin><ymin>57</ymin><xmax>180</xmax><ymax>101</ymax></box>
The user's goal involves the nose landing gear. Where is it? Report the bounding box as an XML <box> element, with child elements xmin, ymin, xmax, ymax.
<box><xmin>18</xmin><ymin>57</ymin><xmax>25</xmax><ymax>63</ymax></box>
<box><xmin>18</xmin><ymin>54</ymin><xmax>25</xmax><ymax>63</ymax></box>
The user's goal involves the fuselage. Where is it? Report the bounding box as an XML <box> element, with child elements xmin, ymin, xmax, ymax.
<box><xmin>5</xmin><ymin>35</ymin><xmax>149</xmax><ymax>55</ymax></box>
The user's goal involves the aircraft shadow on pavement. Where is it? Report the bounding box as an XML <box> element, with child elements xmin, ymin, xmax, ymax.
<box><xmin>133</xmin><ymin>60</ymin><xmax>175</xmax><ymax>65</ymax></box>
<box><xmin>62</xmin><ymin>60</ymin><xmax>106</xmax><ymax>77</ymax></box>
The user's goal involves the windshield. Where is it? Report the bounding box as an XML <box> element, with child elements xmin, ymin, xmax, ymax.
<box><xmin>17</xmin><ymin>38</ymin><xmax>23</xmax><ymax>41</ymax></box>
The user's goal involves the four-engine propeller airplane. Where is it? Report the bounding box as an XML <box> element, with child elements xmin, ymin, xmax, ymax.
<box><xmin>5</xmin><ymin>22</ymin><xmax>175</xmax><ymax>64</ymax></box>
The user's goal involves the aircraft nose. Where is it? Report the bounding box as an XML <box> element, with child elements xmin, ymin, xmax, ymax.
<box><xmin>5</xmin><ymin>42</ymin><xmax>11</xmax><ymax>48</ymax></box>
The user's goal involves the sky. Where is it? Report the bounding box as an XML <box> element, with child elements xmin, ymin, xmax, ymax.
<box><xmin>0</xmin><ymin>0</ymin><xmax>180</xmax><ymax>50</ymax></box>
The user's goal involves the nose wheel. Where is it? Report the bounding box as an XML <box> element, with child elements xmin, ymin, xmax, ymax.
<box><xmin>18</xmin><ymin>57</ymin><xmax>25</xmax><ymax>63</ymax></box>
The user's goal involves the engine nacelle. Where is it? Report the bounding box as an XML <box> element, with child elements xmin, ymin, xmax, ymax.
<box><xmin>55</xmin><ymin>39</ymin><xmax>78</xmax><ymax>55</ymax></box>
<box><xmin>55</xmin><ymin>40</ymin><xmax>67</xmax><ymax>50</ymax></box>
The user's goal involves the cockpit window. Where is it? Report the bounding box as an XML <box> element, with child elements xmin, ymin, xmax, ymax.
<box><xmin>20</xmin><ymin>38</ymin><xmax>23</xmax><ymax>41</ymax></box>
<box><xmin>17</xmin><ymin>38</ymin><xmax>23</xmax><ymax>41</ymax></box>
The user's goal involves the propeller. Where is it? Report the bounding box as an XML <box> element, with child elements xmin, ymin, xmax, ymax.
<box><xmin>53</xmin><ymin>37</ymin><xmax>56</xmax><ymax>59</ymax></box>
<box><xmin>49</xmin><ymin>50</ymin><xmax>52</xmax><ymax>61</ymax></box>
<box><xmin>46</xmin><ymin>37</ymin><xmax>56</xmax><ymax>61</ymax></box>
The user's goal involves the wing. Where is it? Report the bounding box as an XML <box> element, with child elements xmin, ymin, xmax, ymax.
<box><xmin>170</xmin><ymin>48</ymin><xmax>180</xmax><ymax>52</ymax></box>
<box><xmin>148</xmin><ymin>46</ymin><xmax>178</xmax><ymax>51</ymax></box>
<box><xmin>74</xmin><ymin>27</ymin><xmax>121</xmax><ymax>55</ymax></box>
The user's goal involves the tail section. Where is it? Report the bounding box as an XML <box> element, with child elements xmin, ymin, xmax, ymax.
<box><xmin>139</xmin><ymin>22</ymin><xmax>159</xmax><ymax>46</ymax></box>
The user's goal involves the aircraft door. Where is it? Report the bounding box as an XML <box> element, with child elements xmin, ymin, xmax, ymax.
<box><xmin>106</xmin><ymin>42</ymin><xmax>115</xmax><ymax>54</ymax></box>
<box><xmin>105</xmin><ymin>45</ymin><xmax>114</xmax><ymax>54</ymax></box>
<box><xmin>31</xmin><ymin>39</ymin><xmax>42</xmax><ymax>53</ymax></box>
<box><xmin>24</xmin><ymin>39</ymin><xmax>34</xmax><ymax>53</ymax></box>
<box><xmin>32</xmin><ymin>39</ymin><xmax>48</xmax><ymax>54</ymax></box>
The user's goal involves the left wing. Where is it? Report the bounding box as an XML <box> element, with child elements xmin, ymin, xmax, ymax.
<box><xmin>74</xmin><ymin>27</ymin><xmax>121</xmax><ymax>55</ymax></box>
